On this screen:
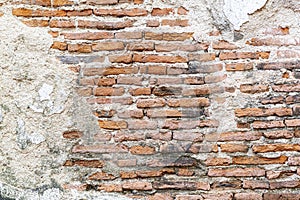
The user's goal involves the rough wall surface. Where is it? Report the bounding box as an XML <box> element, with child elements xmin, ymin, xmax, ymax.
<box><xmin>0</xmin><ymin>0</ymin><xmax>300</xmax><ymax>199</ymax></box>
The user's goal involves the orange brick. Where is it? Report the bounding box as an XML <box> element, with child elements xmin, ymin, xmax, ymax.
<box><xmin>99</xmin><ymin>120</ymin><xmax>127</xmax><ymax>130</ymax></box>
<box><xmin>151</xmin><ymin>8</ymin><xmax>173</xmax><ymax>16</ymax></box>
<box><xmin>63</xmin><ymin>32</ymin><xmax>114</xmax><ymax>40</ymax></box>
<box><xmin>161</xmin><ymin>19</ymin><xmax>189</xmax><ymax>27</ymax></box>
<box><xmin>130</xmin><ymin>145</ymin><xmax>155</xmax><ymax>155</ymax></box>
<box><xmin>253</xmin><ymin>144</ymin><xmax>300</xmax><ymax>153</ymax></box>
<box><xmin>94</xmin><ymin>8</ymin><xmax>147</xmax><ymax>17</ymax></box>
<box><xmin>92</xmin><ymin>42</ymin><xmax>124</xmax><ymax>51</ymax></box>
<box><xmin>240</xmin><ymin>84</ymin><xmax>269</xmax><ymax>93</ymax></box>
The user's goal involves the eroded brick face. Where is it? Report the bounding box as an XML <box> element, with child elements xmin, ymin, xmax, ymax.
<box><xmin>11</xmin><ymin>0</ymin><xmax>300</xmax><ymax>198</ymax></box>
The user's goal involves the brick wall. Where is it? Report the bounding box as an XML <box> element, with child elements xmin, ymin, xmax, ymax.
<box><xmin>10</xmin><ymin>0</ymin><xmax>300</xmax><ymax>199</ymax></box>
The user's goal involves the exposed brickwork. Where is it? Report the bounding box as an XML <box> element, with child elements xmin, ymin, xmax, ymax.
<box><xmin>10</xmin><ymin>0</ymin><xmax>300</xmax><ymax>198</ymax></box>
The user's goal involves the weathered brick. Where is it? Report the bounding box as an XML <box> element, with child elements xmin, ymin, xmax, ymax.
<box><xmin>93</xmin><ymin>133</ymin><xmax>112</xmax><ymax>141</ymax></box>
<box><xmin>148</xmin><ymin>193</ymin><xmax>173</xmax><ymax>200</ymax></box>
<box><xmin>234</xmin><ymin>193</ymin><xmax>262</xmax><ymax>200</ymax></box>
<box><xmin>226</xmin><ymin>63</ymin><xmax>253</xmax><ymax>71</ymax></box>
<box><xmin>137</xmin><ymin>98</ymin><xmax>166</xmax><ymax>108</ymax></box>
<box><xmin>146</xmin><ymin>131</ymin><xmax>172</xmax><ymax>141</ymax></box>
<box><xmin>94</xmin><ymin>87</ymin><xmax>124</xmax><ymax>96</ymax></box>
<box><xmin>220</xmin><ymin>143</ymin><xmax>248</xmax><ymax>153</ymax></box>
<box><xmin>117</xmin><ymin>110</ymin><xmax>144</xmax><ymax>119</ymax></box>
<box><xmin>219</xmin><ymin>51</ymin><xmax>270</xmax><ymax>60</ymax></box>
<box><xmin>63</xmin><ymin>130</ymin><xmax>83</xmax><ymax>139</ymax></box>
<box><xmin>140</xmin><ymin>65</ymin><xmax>167</xmax><ymax>75</ymax></box>
<box><xmin>177</xmin><ymin>168</ymin><xmax>194</xmax><ymax>176</ymax></box>
<box><xmin>205</xmin><ymin>131</ymin><xmax>262</xmax><ymax>141</ymax></box>
<box><xmin>92</xmin><ymin>42</ymin><xmax>124</xmax><ymax>51</ymax></box>
<box><xmin>201</xmin><ymin>193</ymin><xmax>233</xmax><ymax>200</ymax></box>
<box><xmin>145</xmin><ymin>32</ymin><xmax>193</xmax><ymax>41</ymax></box>
<box><xmin>68</xmin><ymin>44</ymin><xmax>92</xmax><ymax>53</ymax></box>
<box><xmin>263</xmin><ymin>26</ymin><xmax>289</xmax><ymax>35</ymax></box>
<box><xmin>130</xmin><ymin>145</ymin><xmax>155</xmax><ymax>155</ymax></box>
<box><xmin>252</xmin><ymin>120</ymin><xmax>285</xmax><ymax>129</ymax></box>
<box><xmin>161</xmin><ymin>19</ymin><xmax>189</xmax><ymax>27</ymax></box>
<box><xmin>233</xmin><ymin>155</ymin><xmax>287</xmax><ymax>165</ymax></box>
<box><xmin>99</xmin><ymin>120</ymin><xmax>127</xmax><ymax>129</ymax></box>
<box><xmin>114</xmin><ymin>131</ymin><xmax>144</xmax><ymax>142</ymax></box>
<box><xmin>277</xmin><ymin>50</ymin><xmax>300</xmax><ymax>59</ymax></box>
<box><xmin>86</xmin><ymin>0</ymin><xmax>118</xmax><ymax>5</ymax></box>
<box><xmin>261</xmin><ymin>96</ymin><xmax>284</xmax><ymax>104</ymax></box>
<box><xmin>247</xmin><ymin>37</ymin><xmax>300</xmax><ymax>46</ymax></box>
<box><xmin>67</xmin><ymin>9</ymin><xmax>92</xmax><ymax>16</ymax></box>
<box><xmin>52</xmin><ymin>0</ymin><xmax>73</xmax><ymax>6</ymax></box>
<box><xmin>263</xmin><ymin>130</ymin><xmax>294</xmax><ymax>139</ymax></box>
<box><xmin>122</xmin><ymin>181</ymin><xmax>152</xmax><ymax>191</ymax></box>
<box><xmin>243</xmin><ymin>180</ymin><xmax>269</xmax><ymax>189</ymax></box>
<box><xmin>167</xmin><ymin>98</ymin><xmax>209</xmax><ymax>107</ymax></box>
<box><xmin>286</xmin><ymin>119</ymin><xmax>300</xmax><ymax>127</ymax></box>
<box><xmin>188</xmin><ymin>53</ymin><xmax>216</xmax><ymax>62</ymax></box>
<box><xmin>287</xmin><ymin>95</ymin><xmax>300</xmax><ymax>104</ymax></box>
<box><xmin>22</xmin><ymin>19</ymin><xmax>49</xmax><ymax>27</ymax></box>
<box><xmin>257</xmin><ymin>61</ymin><xmax>300</xmax><ymax>70</ymax></box>
<box><xmin>78</xmin><ymin>20</ymin><xmax>133</xmax><ymax>30</ymax></box>
<box><xmin>212</xmin><ymin>40</ymin><xmax>238</xmax><ymax>50</ymax></box>
<box><xmin>89</xmin><ymin>171</ymin><xmax>116</xmax><ymax>180</ymax></box>
<box><xmin>288</xmin><ymin>157</ymin><xmax>300</xmax><ymax>165</ymax></box>
<box><xmin>155</xmin><ymin>43</ymin><xmax>208</xmax><ymax>52</ymax></box>
<box><xmin>98</xmin><ymin>183</ymin><xmax>122</xmax><ymax>192</ymax></box>
<box><xmin>208</xmin><ymin>168</ymin><xmax>265</xmax><ymax>177</ymax></box>
<box><xmin>173</xmin><ymin>131</ymin><xmax>203</xmax><ymax>142</ymax></box>
<box><xmin>51</xmin><ymin>41</ymin><xmax>67</xmax><ymax>51</ymax></box>
<box><xmin>212</xmin><ymin>180</ymin><xmax>242</xmax><ymax>190</ymax></box>
<box><xmin>270</xmin><ymin>180</ymin><xmax>300</xmax><ymax>189</ymax></box>
<box><xmin>263</xmin><ymin>193</ymin><xmax>300</xmax><ymax>200</ymax></box>
<box><xmin>240</xmin><ymin>84</ymin><xmax>269</xmax><ymax>93</ymax></box>
<box><xmin>151</xmin><ymin>8</ymin><xmax>173</xmax><ymax>16</ymax></box>
<box><xmin>235</xmin><ymin>108</ymin><xmax>292</xmax><ymax>117</ymax></box>
<box><xmin>133</xmin><ymin>54</ymin><xmax>187</xmax><ymax>63</ymax></box>
<box><xmin>116</xmin><ymin>159</ymin><xmax>137</xmax><ymax>167</ymax></box>
<box><xmin>187</xmin><ymin>62</ymin><xmax>223</xmax><ymax>73</ymax></box>
<box><xmin>272</xmin><ymin>84</ymin><xmax>300</xmax><ymax>92</ymax></box>
<box><xmin>127</xmin><ymin>42</ymin><xmax>155</xmax><ymax>51</ymax></box>
<box><xmin>205</xmin><ymin>74</ymin><xmax>227</xmax><ymax>84</ymax></box>
<box><xmin>205</xmin><ymin>157</ymin><xmax>231</xmax><ymax>166</ymax></box>
<box><xmin>177</xmin><ymin>6</ymin><xmax>188</xmax><ymax>15</ymax></box>
<box><xmin>13</xmin><ymin>8</ymin><xmax>67</xmax><ymax>17</ymax></box>
<box><xmin>187</xmin><ymin>143</ymin><xmax>218</xmax><ymax>153</ymax></box>
<box><xmin>253</xmin><ymin>144</ymin><xmax>300</xmax><ymax>153</ymax></box>
<box><xmin>152</xmin><ymin>86</ymin><xmax>182</xmax><ymax>96</ymax></box>
<box><xmin>50</xmin><ymin>19</ymin><xmax>75</xmax><ymax>28</ymax></box>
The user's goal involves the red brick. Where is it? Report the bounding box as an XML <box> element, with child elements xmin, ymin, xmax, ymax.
<box><xmin>167</xmin><ymin>98</ymin><xmax>209</xmax><ymax>107</ymax></box>
<box><xmin>67</xmin><ymin>9</ymin><xmax>92</xmax><ymax>16</ymax></box>
<box><xmin>89</xmin><ymin>171</ymin><xmax>116</xmax><ymax>180</ymax></box>
<box><xmin>94</xmin><ymin>8</ymin><xmax>147</xmax><ymax>17</ymax></box>
<box><xmin>226</xmin><ymin>63</ymin><xmax>253</xmax><ymax>71</ymax></box>
<box><xmin>68</xmin><ymin>44</ymin><xmax>92</xmax><ymax>53</ymax></box>
<box><xmin>130</xmin><ymin>145</ymin><xmax>155</xmax><ymax>155</ymax></box>
<box><xmin>233</xmin><ymin>155</ymin><xmax>287</xmax><ymax>165</ymax></box>
<box><xmin>253</xmin><ymin>144</ymin><xmax>300</xmax><ymax>153</ymax></box>
<box><xmin>261</xmin><ymin>96</ymin><xmax>284</xmax><ymax>104</ymax></box>
<box><xmin>240</xmin><ymin>84</ymin><xmax>269</xmax><ymax>93</ymax></box>
<box><xmin>208</xmin><ymin>168</ymin><xmax>265</xmax><ymax>177</ymax></box>
<box><xmin>130</xmin><ymin>88</ymin><xmax>152</xmax><ymax>96</ymax></box>
<box><xmin>51</xmin><ymin>41</ymin><xmax>67</xmax><ymax>51</ymax></box>
<box><xmin>72</xmin><ymin>144</ymin><xmax>128</xmax><ymax>153</ymax></box>
<box><xmin>92</xmin><ymin>42</ymin><xmax>124</xmax><ymax>51</ymax></box>
<box><xmin>114</xmin><ymin>131</ymin><xmax>144</xmax><ymax>142</ymax></box>
<box><xmin>13</xmin><ymin>8</ymin><xmax>67</xmax><ymax>17</ymax></box>
<box><xmin>117</xmin><ymin>110</ymin><xmax>144</xmax><ymax>119</ymax></box>
<box><xmin>140</xmin><ymin>65</ymin><xmax>167</xmax><ymax>75</ymax></box>
<box><xmin>163</xmin><ymin>119</ymin><xmax>218</xmax><ymax>130</ymax></box>
<box><xmin>161</xmin><ymin>19</ymin><xmax>189</xmax><ymax>27</ymax></box>
<box><xmin>98</xmin><ymin>183</ymin><xmax>122</xmax><ymax>192</ymax></box>
<box><xmin>133</xmin><ymin>54</ymin><xmax>187</xmax><ymax>63</ymax></box>
<box><xmin>115</xmin><ymin>31</ymin><xmax>143</xmax><ymax>39</ymax></box>
<box><xmin>84</xmin><ymin>67</ymin><xmax>138</xmax><ymax>76</ymax></box>
<box><xmin>235</xmin><ymin>108</ymin><xmax>292</xmax><ymax>117</ymax></box>
<box><xmin>99</xmin><ymin>120</ymin><xmax>127</xmax><ymax>130</ymax></box>
<box><xmin>109</xmin><ymin>54</ymin><xmax>132</xmax><ymax>63</ymax></box>
<box><xmin>151</xmin><ymin>8</ymin><xmax>173</xmax><ymax>16</ymax></box>
<box><xmin>220</xmin><ymin>143</ymin><xmax>248</xmax><ymax>153</ymax></box>
<box><xmin>205</xmin><ymin>157</ymin><xmax>231</xmax><ymax>166</ymax></box>
<box><xmin>137</xmin><ymin>98</ymin><xmax>166</xmax><ymax>108</ymax></box>
<box><xmin>153</xmin><ymin>181</ymin><xmax>210</xmax><ymax>190</ymax></box>
<box><xmin>252</xmin><ymin>120</ymin><xmax>285</xmax><ymax>129</ymax></box>
<box><xmin>201</xmin><ymin>193</ymin><xmax>233</xmax><ymax>200</ymax></box>
<box><xmin>50</xmin><ymin>20</ymin><xmax>75</xmax><ymax>28</ymax></box>
<box><xmin>21</xmin><ymin>19</ymin><xmax>49</xmax><ymax>27</ymax></box>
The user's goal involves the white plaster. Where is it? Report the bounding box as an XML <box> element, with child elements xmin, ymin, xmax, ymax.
<box><xmin>38</xmin><ymin>83</ymin><xmax>54</xmax><ymax>101</ymax></box>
